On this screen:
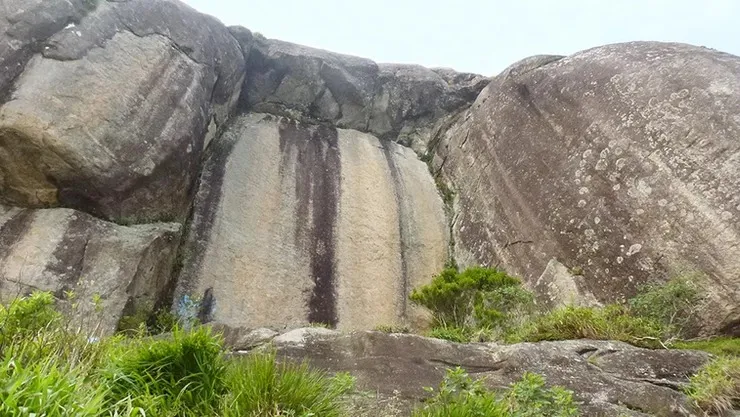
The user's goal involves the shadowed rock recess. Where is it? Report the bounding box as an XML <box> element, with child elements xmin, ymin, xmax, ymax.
<box><xmin>0</xmin><ymin>0</ymin><xmax>739</xmax><ymax>413</ymax></box>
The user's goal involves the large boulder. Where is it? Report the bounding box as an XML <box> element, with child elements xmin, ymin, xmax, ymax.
<box><xmin>434</xmin><ymin>42</ymin><xmax>740</xmax><ymax>334</ymax></box>
<box><xmin>239</xmin><ymin>328</ymin><xmax>710</xmax><ymax>417</ymax></box>
<box><xmin>241</xmin><ymin>36</ymin><xmax>488</xmax><ymax>153</ymax></box>
<box><xmin>175</xmin><ymin>113</ymin><xmax>448</xmax><ymax>330</ymax></box>
<box><xmin>0</xmin><ymin>0</ymin><xmax>245</xmax><ymax>223</ymax></box>
<box><xmin>0</xmin><ymin>205</ymin><xmax>180</xmax><ymax>333</ymax></box>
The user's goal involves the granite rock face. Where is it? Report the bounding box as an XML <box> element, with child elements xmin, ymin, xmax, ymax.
<box><xmin>434</xmin><ymin>42</ymin><xmax>740</xmax><ymax>334</ymax></box>
<box><xmin>241</xmin><ymin>36</ymin><xmax>488</xmax><ymax>153</ymax></box>
<box><xmin>175</xmin><ymin>113</ymin><xmax>448</xmax><ymax>330</ymax></box>
<box><xmin>0</xmin><ymin>0</ymin><xmax>244</xmax><ymax>223</ymax></box>
<box><xmin>235</xmin><ymin>328</ymin><xmax>710</xmax><ymax>417</ymax></box>
<box><xmin>0</xmin><ymin>205</ymin><xmax>180</xmax><ymax>333</ymax></box>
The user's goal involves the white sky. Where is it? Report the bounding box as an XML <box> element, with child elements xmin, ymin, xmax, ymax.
<box><xmin>182</xmin><ymin>0</ymin><xmax>740</xmax><ymax>76</ymax></box>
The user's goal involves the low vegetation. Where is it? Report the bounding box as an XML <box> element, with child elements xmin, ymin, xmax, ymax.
<box><xmin>686</xmin><ymin>356</ymin><xmax>740</xmax><ymax>415</ymax></box>
<box><xmin>0</xmin><ymin>291</ymin><xmax>353</xmax><ymax>416</ymax></box>
<box><xmin>410</xmin><ymin>266</ymin><xmax>717</xmax><ymax>350</ymax></box>
<box><xmin>409</xmin><ymin>266</ymin><xmax>534</xmax><ymax>342</ymax></box>
<box><xmin>413</xmin><ymin>367</ymin><xmax>579</xmax><ymax>417</ymax></box>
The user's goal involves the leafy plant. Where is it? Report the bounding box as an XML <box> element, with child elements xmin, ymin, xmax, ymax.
<box><xmin>374</xmin><ymin>324</ymin><xmax>411</xmax><ymax>333</ymax></box>
<box><xmin>686</xmin><ymin>356</ymin><xmax>740</xmax><ymax>415</ymax></box>
<box><xmin>410</xmin><ymin>266</ymin><xmax>534</xmax><ymax>342</ymax></box>
<box><xmin>413</xmin><ymin>368</ymin><xmax>578</xmax><ymax>417</ymax></box>
<box><xmin>629</xmin><ymin>274</ymin><xmax>704</xmax><ymax>337</ymax></box>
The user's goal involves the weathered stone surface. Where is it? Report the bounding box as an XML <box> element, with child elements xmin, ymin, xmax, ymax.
<box><xmin>0</xmin><ymin>0</ymin><xmax>245</xmax><ymax>223</ymax></box>
<box><xmin>0</xmin><ymin>0</ymin><xmax>93</xmax><ymax>101</ymax></box>
<box><xmin>175</xmin><ymin>113</ymin><xmax>448</xmax><ymax>331</ymax></box>
<box><xmin>0</xmin><ymin>205</ymin><xmax>180</xmax><ymax>333</ymax></box>
<box><xmin>434</xmin><ymin>42</ymin><xmax>740</xmax><ymax>334</ymax></box>
<box><xmin>252</xmin><ymin>329</ymin><xmax>709</xmax><ymax>416</ymax></box>
<box><xmin>240</xmin><ymin>36</ymin><xmax>488</xmax><ymax>152</ymax></box>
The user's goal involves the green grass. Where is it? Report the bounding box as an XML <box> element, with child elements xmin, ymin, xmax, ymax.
<box><xmin>412</xmin><ymin>367</ymin><xmax>579</xmax><ymax>417</ymax></box>
<box><xmin>686</xmin><ymin>356</ymin><xmax>740</xmax><ymax>415</ymax></box>
<box><xmin>0</xmin><ymin>291</ymin><xmax>353</xmax><ymax>417</ymax></box>
<box><xmin>221</xmin><ymin>353</ymin><xmax>354</xmax><ymax>417</ymax></box>
<box><xmin>672</xmin><ymin>337</ymin><xmax>740</xmax><ymax>357</ymax></box>
<box><xmin>507</xmin><ymin>305</ymin><xmax>666</xmax><ymax>348</ymax></box>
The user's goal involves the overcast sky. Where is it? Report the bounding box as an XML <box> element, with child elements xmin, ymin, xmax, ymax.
<box><xmin>182</xmin><ymin>0</ymin><xmax>740</xmax><ymax>76</ymax></box>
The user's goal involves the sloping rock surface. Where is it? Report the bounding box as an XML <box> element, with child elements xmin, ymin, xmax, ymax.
<box><xmin>0</xmin><ymin>0</ymin><xmax>244</xmax><ymax>223</ymax></box>
<box><xmin>0</xmin><ymin>204</ymin><xmax>180</xmax><ymax>333</ymax></box>
<box><xmin>235</xmin><ymin>328</ymin><xmax>710</xmax><ymax>417</ymax></box>
<box><xmin>434</xmin><ymin>42</ymin><xmax>740</xmax><ymax>334</ymax></box>
<box><xmin>175</xmin><ymin>113</ymin><xmax>448</xmax><ymax>330</ymax></box>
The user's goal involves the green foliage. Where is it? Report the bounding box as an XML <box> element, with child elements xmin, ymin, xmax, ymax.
<box><xmin>435</xmin><ymin>176</ymin><xmax>456</xmax><ymax>207</ymax></box>
<box><xmin>628</xmin><ymin>275</ymin><xmax>704</xmax><ymax>337</ymax></box>
<box><xmin>413</xmin><ymin>367</ymin><xmax>579</xmax><ymax>417</ymax></box>
<box><xmin>118</xmin><ymin>306</ymin><xmax>180</xmax><ymax>336</ymax></box>
<box><xmin>427</xmin><ymin>326</ymin><xmax>471</xmax><ymax>343</ymax></box>
<box><xmin>221</xmin><ymin>352</ymin><xmax>354</xmax><ymax>417</ymax></box>
<box><xmin>104</xmin><ymin>326</ymin><xmax>227</xmax><ymax>415</ymax></box>
<box><xmin>410</xmin><ymin>266</ymin><xmax>534</xmax><ymax>342</ymax></box>
<box><xmin>0</xmin><ymin>350</ymin><xmax>105</xmax><ymax>417</ymax></box>
<box><xmin>0</xmin><ymin>292</ymin><xmax>354</xmax><ymax>417</ymax></box>
<box><xmin>686</xmin><ymin>356</ymin><xmax>740</xmax><ymax>415</ymax></box>
<box><xmin>672</xmin><ymin>337</ymin><xmax>740</xmax><ymax>357</ymax></box>
<box><xmin>0</xmin><ymin>291</ymin><xmax>61</xmax><ymax>348</ymax></box>
<box><xmin>510</xmin><ymin>305</ymin><xmax>665</xmax><ymax>348</ymax></box>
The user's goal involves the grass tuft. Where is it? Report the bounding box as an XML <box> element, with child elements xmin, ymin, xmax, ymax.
<box><xmin>686</xmin><ymin>356</ymin><xmax>740</xmax><ymax>415</ymax></box>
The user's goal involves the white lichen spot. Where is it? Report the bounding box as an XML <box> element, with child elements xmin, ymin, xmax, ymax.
<box><xmin>594</xmin><ymin>217</ymin><xmax>601</xmax><ymax>224</ymax></box>
<box><xmin>721</xmin><ymin>211</ymin><xmax>733</xmax><ymax>221</ymax></box>
<box><xmin>628</xmin><ymin>275</ymin><xmax>634</xmax><ymax>282</ymax></box>
<box><xmin>578</xmin><ymin>200</ymin><xmax>587</xmax><ymax>208</ymax></box>
<box><xmin>613</xmin><ymin>184</ymin><xmax>621</xmax><ymax>191</ymax></box>
<box><xmin>636</xmin><ymin>179</ymin><xmax>652</xmax><ymax>196</ymax></box>
<box><xmin>635</xmin><ymin>208</ymin><xmax>645</xmax><ymax>215</ymax></box>
<box><xmin>595</xmin><ymin>160</ymin><xmax>608</xmax><ymax>171</ymax></box>
<box><xmin>600</xmin><ymin>148</ymin><xmax>610</xmax><ymax>159</ymax></box>
<box><xmin>579</xmin><ymin>187</ymin><xmax>589</xmax><ymax>195</ymax></box>
<box><xmin>658</xmin><ymin>199</ymin><xmax>668</xmax><ymax>207</ymax></box>
<box><xmin>186</xmin><ymin>143</ymin><xmax>193</xmax><ymax>153</ymax></box>
<box><xmin>583</xmin><ymin>149</ymin><xmax>593</xmax><ymax>159</ymax></box>
<box><xmin>584</xmin><ymin>229</ymin><xmax>595</xmax><ymax>238</ymax></box>
<box><xmin>569</xmin><ymin>218</ymin><xmax>576</xmax><ymax>224</ymax></box>
<box><xmin>626</xmin><ymin>243</ymin><xmax>642</xmax><ymax>256</ymax></box>
<box><xmin>615</xmin><ymin>158</ymin><xmax>627</xmax><ymax>169</ymax></box>
<box><xmin>616</xmin><ymin>256</ymin><xmax>624</xmax><ymax>264</ymax></box>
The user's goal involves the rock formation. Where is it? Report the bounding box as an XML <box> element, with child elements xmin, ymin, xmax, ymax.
<box><xmin>232</xmin><ymin>327</ymin><xmax>710</xmax><ymax>417</ymax></box>
<box><xmin>432</xmin><ymin>43</ymin><xmax>740</xmax><ymax>335</ymax></box>
<box><xmin>2</xmin><ymin>0</ymin><xmax>739</xmax><ymax>413</ymax></box>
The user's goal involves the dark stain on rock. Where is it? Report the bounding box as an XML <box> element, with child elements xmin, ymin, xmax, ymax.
<box><xmin>44</xmin><ymin>213</ymin><xmax>92</xmax><ymax>295</ymax></box>
<box><xmin>381</xmin><ymin>140</ymin><xmax>410</xmax><ymax>320</ymax></box>
<box><xmin>0</xmin><ymin>209</ymin><xmax>34</xmax><ymax>268</ymax></box>
<box><xmin>278</xmin><ymin>118</ymin><xmax>340</xmax><ymax>327</ymax></box>
<box><xmin>198</xmin><ymin>287</ymin><xmax>215</xmax><ymax>323</ymax></box>
<box><xmin>172</xmin><ymin>114</ymin><xmax>244</xmax><ymax>298</ymax></box>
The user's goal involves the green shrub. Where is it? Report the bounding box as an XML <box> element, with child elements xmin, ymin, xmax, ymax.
<box><xmin>0</xmin><ymin>291</ymin><xmax>61</xmax><ymax>349</ymax></box>
<box><xmin>413</xmin><ymin>367</ymin><xmax>578</xmax><ymax>417</ymax></box>
<box><xmin>686</xmin><ymin>356</ymin><xmax>740</xmax><ymax>415</ymax></box>
<box><xmin>629</xmin><ymin>275</ymin><xmax>704</xmax><ymax>337</ymax></box>
<box><xmin>510</xmin><ymin>305</ymin><xmax>665</xmax><ymax>348</ymax></box>
<box><xmin>104</xmin><ymin>326</ymin><xmax>227</xmax><ymax>415</ymax></box>
<box><xmin>410</xmin><ymin>266</ymin><xmax>534</xmax><ymax>341</ymax></box>
<box><xmin>221</xmin><ymin>352</ymin><xmax>354</xmax><ymax>417</ymax></box>
<box><xmin>672</xmin><ymin>337</ymin><xmax>740</xmax><ymax>357</ymax></box>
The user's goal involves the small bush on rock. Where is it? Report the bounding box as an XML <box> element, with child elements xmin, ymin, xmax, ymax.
<box><xmin>629</xmin><ymin>274</ymin><xmax>704</xmax><ymax>337</ymax></box>
<box><xmin>410</xmin><ymin>266</ymin><xmax>534</xmax><ymax>342</ymax></box>
<box><xmin>413</xmin><ymin>367</ymin><xmax>579</xmax><ymax>417</ymax></box>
